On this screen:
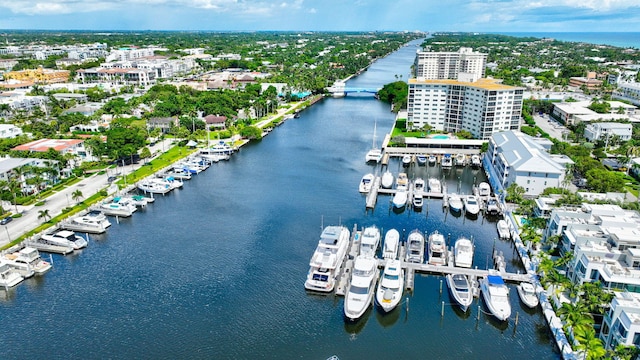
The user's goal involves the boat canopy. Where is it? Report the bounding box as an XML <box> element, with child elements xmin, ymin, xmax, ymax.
<box><xmin>487</xmin><ymin>275</ymin><xmax>505</xmax><ymax>285</ymax></box>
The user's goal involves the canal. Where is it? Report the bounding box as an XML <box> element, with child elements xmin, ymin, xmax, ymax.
<box><xmin>0</xmin><ymin>39</ymin><xmax>560</xmax><ymax>359</ymax></box>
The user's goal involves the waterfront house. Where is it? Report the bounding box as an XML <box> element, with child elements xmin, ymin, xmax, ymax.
<box><xmin>600</xmin><ymin>292</ymin><xmax>640</xmax><ymax>350</ymax></box>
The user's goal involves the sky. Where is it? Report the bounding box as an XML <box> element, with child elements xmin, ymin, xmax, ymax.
<box><xmin>0</xmin><ymin>0</ymin><xmax>639</xmax><ymax>32</ymax></box>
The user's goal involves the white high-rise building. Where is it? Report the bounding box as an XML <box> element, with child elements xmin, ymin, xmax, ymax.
<box><xmin>414</xmin><ymin>47</ymin><xmax>487</xmax><ymax>82</ymax></box>
<box><xmin>407</xmin><ymin>78</ymin><xmax>523</xmax><ymax>139</ymax></box>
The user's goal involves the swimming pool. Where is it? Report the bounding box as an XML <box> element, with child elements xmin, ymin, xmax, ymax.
<box><xmin>432</xmin><ymin>135</ymin><xmax>449</xmax><ymax>140</ymax></box>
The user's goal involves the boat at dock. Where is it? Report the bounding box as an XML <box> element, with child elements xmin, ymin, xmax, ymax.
<box><xmin>4</xmin><ymin>247</ymin><xmax>51</xmax><ymax>276</ymax></box>
<box><xmin>401</xmin><ymin>155</ymin><xmax>412</xmax><ymax>167</ymax></box>
<box><xmin>414</xmin><ymin>178</ymin><xmax>425</xmax><ymax>193</ymax></box>
<box><xmin>485</xmin><ymin>197</ymin><xmax>500</xmax><ymax>215</ymax></box>
<box><xmin>446</xmin><ymin>274</ymin><xmax>473</xmax><ymax>312</ymax></box>
<box><xmin>412</xmin><ymin>193</ymin><xmax>423</xmax><ymax>210</ymax></box>
<box><xmin>382</xmin><ymin>229</ymin><xmax>399</xmax><ymax>260</ymax></box>
<box><xmin>448</xmin><ymin>193</ymin><xmax>463</xmax><ymax>213</ymax></box>
<box><xmin>376</xmin><ymin>258</ymin><xmax>404</xmax><ymax>313</ymax></box>
<box><xmin>517</xmin><ymin>282</ymin><xmax>539</xmax><ymax>308</ymax></box>
<box><xmin>365</xmin><ymin>122</ymin><xmax>383</xmax><ymax>163</ymax></box>
<box><xmin>304</xmin><ymin>226</ymin><xmax>350</xmax><ymax>293</ymax></box>
<box><xmin>99</xmin><ymin>199</ymin><xmax>137</xmax><ymax>217</ymax></box>
<box><xmin>416</xmin><ymin>155</ymin><xmax>427</xmax><ymax>166</ymax></box>
<box><xmin>392</xmin><ymin>190</ymin><xmax>408</xmax><ymax>209</ymax></box>
<box><xmin>428</xmin><ymin>154</ymin><xmax>437</xmax><ymax>165</ymax></box>
<box><xmin>454</xmin><ymin>237</ymin><xmax>474</xmax><ymax>268</ymax></box>
<box><xmin>137</xmin><ymin>179</ymin><xmax>173</xmax><ymax>195</ymax></box>
<box><xmin>471</xmin><ymin>154</ymin><xmax>481</xmax><ymax>168</ymax></box>
<box><xmin>428</xmin><ymin>178</ymin><xmax>441</xmax><ymax>194</ymax></box>
<box><xmin>463</xmin><ymin>195</ymin><xmax>480</xmax><ymax>216</ymax></box>
<box><xmin>0</xmin><ymin>261</ymin><xmax>24</xmax><ymax>288</ymax></box>
<box><xmin>497</xmin><ymin>220</ymin><xmax>511</xmax><ymax>239</ymax></box>
<box><xmin>478</xmin><ymin>182</ymin><xmax>491</xmax><ymax>197</ymax></box>
<box><xmin>428</xmin><ymin>231</ymin><xmax>447</xmax><ymax>266</ymax></box>
<box><xmin>359</xmin><ymin>226</ymin><xmax>381</xmax><ymax>257</ymax></box>
<box><xmin>61</xmin><ymin>210</ymin><xmax>112</xmax><ymax>234</ymax></box>
<box><xmin>455</xmin><ymin>153</ymin><xmax>466</xmax><ymax>166</ymax></box>
<box><xmin>344</xmin><ymin>255</ymin><xmax>378</xmax><ymax>321</ymax></box>
<box><xmin>381</xmin><ymin>171</ymin><xmax>394</xmax><ymax>189</ymax></box>
<box><xmin>480</xmin><ymin>270</ymin><xmax>511</xmax><ymax>321</ymax></box>
<box><xmin>396</xmin><ymin>172</ymin><xmax>408</xmax><ymax>190</ymax></box>
<box><xmin>41</xmin><ymin>230</ymin><xmax>88</xmax><ymax>250</ymax></box>
<box><xmin>359</xmin><ymin>173</ymin><xmax>374</xmax><ymax>194</ymax></box>
<box><xmin>441</xmin><ymin>154</ymin><xmax>453</xmax><ymax>168</ymax></box>
<box><xmin>405</xmin><ymin>229</ymin><xmax>425</xmax><ymax>264</ymax></box>
<box><xmin>163</xmin><ymin>170</ymin><xmax>192</xmax><ymax>180</ymax></box>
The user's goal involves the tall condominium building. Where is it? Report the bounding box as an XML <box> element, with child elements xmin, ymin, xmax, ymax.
<box><xmin>407</xmin><ymin>78</ymin><xmax>523</xmax><ymax>140</ymax></box>
<box><xmin>414</xmin><ymin>47</ymin><xmax>487</xmax><ymax>81</ymax></box>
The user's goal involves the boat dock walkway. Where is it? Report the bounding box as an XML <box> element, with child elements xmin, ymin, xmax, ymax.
<box><xmin>335</xmin><ymin>224</ymin><xmax>361</xmax><ymax>296</ymax></box>
<box><xmin>365</xmin><ymin>177</ymin><xmax>381</xmax><ymax>209</ymax></box>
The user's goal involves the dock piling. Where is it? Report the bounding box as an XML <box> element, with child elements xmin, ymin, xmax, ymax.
<box><xmin>441</xmin><ymin>301</ymin><xmax>445</xmax><ymax>318</ymax></box>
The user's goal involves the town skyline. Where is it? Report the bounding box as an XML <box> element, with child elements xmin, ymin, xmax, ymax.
<box><xmin>0</xmin><ymin>0</ymin><xmax>639</xmax><ymax>32</ymax></box>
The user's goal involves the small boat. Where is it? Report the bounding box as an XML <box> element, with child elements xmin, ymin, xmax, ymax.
<box><xmin>61</xmin><ymin>210</ymin><xmax>112</xmax><ymax>234</ymax></box>
<box><xmin>478</xmin><ymin>182</ymin><xmax>491</xmax><ymax>197</ymax></box>
<box><xmin>497</xmin><ymin>219</ymin><xmax>511</xmax><ymax>239</ymax></box>
<box><xmin>454</xmin><ymin>237</ymin><xmax>474</xmax><ymax>268</ymax></box>
<box><xmin>41</xmin><ymin>230</ymin><xmax>88</xmax><ymax>250</ymax></box>
<box><xmin>448</xmin><ymin>193</ymin><xmax>463</xmax><ymax>213</ymax></box>
<box><xmin>416</xmin><ymin>155</ymin><xmax>427</xmax><ymax>166</ymax></box>
<box><xmin>381</xmin><ymin>171</ymin><xmax>394</xmax><ymax>189</ymax></box>
<box><xmin>480</xmin><ymin>270</ymin><xmax>511</xmax><ymax>321</ymax></box>
<box><xmin>517</xmin><ymin>282</ymin><xmax>539</xmax><ymax>308</ymax></box>
<box><xmin>137</xmin><ymin>179</ymin><xmax>172</xmax><ymax>194</ymax></box>
<box><xmin>412</xmin><ymin>193</ymin><xmax>423</xmax><ymax>210</ymax></box>
<box><xmin>304</xmin><ymin>226</ymin><xmax>351</xmax><ymax>293</ymax></box>
<box><xmin>463</xmin><ymin>195</ymin><xmax>480</xmax><ymax>216</ymax></box>
<box><xmin>392</xmin><ymin>191</ymin><xmax>408</xmax><ymax>209</ymax></box>
<box><xmin>99</xmin><ymin>200</ymin><xmax>136</xmax><ymax>217</ymax></box>
<box><xmin>365</xmin><ymin>122</ymin><xmax>383</xmax><ymax>163</ymax></box>
<box><xmin>382</xmin><ymin>229</ymin><xmax>400</xmax><ymax>260</ymax></box>
<box><xmin>402</xmin><ymin>155</ymin><xmax>412</xmax><ymax>167</ymax></box>
<box><xmin>376</xmin><ymin>259</ymin><xmax>404</xmax><ymax>312</ymax></box>
<box><xmin>486</xmin><ymin>197</ymin><xmax>500</xmax><ymax>215</ymax></box>
<box><xmin>428</xmin><ymin>231</ymin><xmax>447</xmax><ymax>265</ymax></box>
<box><xmin>344</xmin><ymin>255</ymin><xmax>378</xmax><ymax>321</ymax></box>
<box><xmin>5</xmin><ymin>247</ymin><xmax>51</xmax><ymax>275</ymax></box>
<box><xmin>428</xmin><ymin>178</ymin><xmax>441</xmax><ymax>193</ymax></box>
<box><xmin>471</xmin><ymin>154</ymin><xmax>481</xmax><ymax>167</ymax></box>
<box><xmin>428</xmin><ymin>154</ymin><xmax>437</xmax><ymax>165</ymax></box>
<box><xmin>0</xmin><ymin>261</ymin><xmax>24</xmax><ymax>288</ymax></box>
<box><xmin>446</xmin><ymin>274</ymin><xmax>474</xmax><ymax>312</ymax></box>
<box><xmin>360</xmin><ymin>226</ymin><xmax>381</xmax><ymax>257</ymax></box>
<box><xmin>405</xmin><ymin>229</ymin><xmax>425</xmax><ymax>264</ymax></box>
<box><xmin>455</xmin><ymin>153</ymin><xmax>466</xmax><ymax>166</ymax></box>
<box><xmin>441</xmin><ymin>154</ymin><xmax>453</xmax><ymax>168</ymax></box>
<box><xmin>359</xmin><ymin>173</ymin><xmax>375</xmax><ymax>193</ymax></box>
<box><xmin>396</xmin><ymin>173</ymin><xmax>408</xmax><ymax>190</ymax></box>
<box><xmin>413</xmin><ymin>178</ymin><xmax>425</xmax><ymax>193</ymax></box>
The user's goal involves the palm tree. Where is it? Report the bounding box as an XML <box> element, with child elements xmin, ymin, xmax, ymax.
<box><xmin>71</xmin><ymin>190</ymin><xmax>83</xmax><ymax>203</ymax></box>
<box><xmin>557</xmin><ymin>302</ymin><xmax>593</xmax><ymax>333</ymax></box>
<box><xmin>37</xmin><ymin>209</ymin><xmax>51</xmax><ymax>222</ymax></box>
<box><xmin>573</xmin><ymin>327</ymin><xmax>606</xmax><ymax>360</ymax></box>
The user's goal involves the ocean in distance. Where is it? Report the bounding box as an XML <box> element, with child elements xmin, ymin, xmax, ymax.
<box><xmin>497</xmin><ymin>32</ymin><xmax>640</xmax><ymax>49</ymax></box>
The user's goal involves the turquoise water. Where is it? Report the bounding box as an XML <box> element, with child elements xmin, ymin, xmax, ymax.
<box><xmin>499</xmin><ymin>32</ymin><xmax>640</xmax><ymax>49</ymax></box>
<box><xmin>433</xmin><ymin>135</ymin><xmax>450</xmax><ymax>140</ymax></box>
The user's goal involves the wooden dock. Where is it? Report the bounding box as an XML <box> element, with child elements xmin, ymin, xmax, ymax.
<box><xmin>365</xmin><ymin>177</ymin><xmax>381</xmax><ymax>209</ymax></box>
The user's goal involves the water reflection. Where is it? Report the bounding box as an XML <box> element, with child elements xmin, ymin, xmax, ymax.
<box><xmin>374</xmin><ymin>303</ymin><xmax>401</xmax><ymax>327</ymax></box>
<box><xmin>343</xmin><ymin>307</ymin><xmax>372</xmax><ymax>335</ymax></box>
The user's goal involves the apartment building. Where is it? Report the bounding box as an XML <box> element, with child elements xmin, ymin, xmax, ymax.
<box><xmin>600</xmin><ymin>292</ymin><xmax>640</xmax><ymax>349</ymax></box>
<box><xmin>414</xmin><ymin>47</ymin><xmax>487</xmax><ymax>81</ymax></box>
<box><xmin>584</xmin><ymin>122</ymin><xmax>633</xmax><ymax>142</ymax></box>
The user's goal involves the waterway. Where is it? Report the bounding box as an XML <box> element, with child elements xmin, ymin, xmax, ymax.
<box><xmin>0</xmin><ymin>39</ymin><xmax>560</xmax><ymax>359</ymax></box>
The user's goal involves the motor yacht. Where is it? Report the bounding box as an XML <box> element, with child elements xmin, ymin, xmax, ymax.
<box><xmin>0</xmin><ymin>261</ymin><xmax>24</xmax><ymax>288</ymax></box>
<box><xmin>392</xmin><ymin>190</ymin><xmax>408</xmax><ymax>209</ymax></box>
<box><xmin>382</xmin><ymin>229</ymin><xmax>399</xmax><ymax>260</ymax></box>
<box><xmin>413</xmin><ymin>178</ymin><xmax>425</xmax><ymax>193</ymax></box>
<box><xmin>480</xmin><ymin>270</ymin><xmax>511</xmax><ymax>321</ymax></box>
<box><xmin>448</xmin><ymin>193</ymin><xmax>463</xmax><ymax>213</ymax></box>
<box><xmin>428</xmin><ymin>154</ymin><xmax>437</xmax><ymax>165</ymax></box>
<box><xmin>416</xmin><ymin>155</ymin><xmax>427</xmax><ymax>166</ymax></box>
<box><xmin>396</xmin><ymin>173</ymin><xmax>408</xmax><ymax>190</ymax></box>
<box><xmin>137</xmin><ymin>179</ymin><xmax>172</xmax><ymax>195</ymax></box>
<box><xmin>471</xmin><ymin>154</ymin><xmax>481</xmax><ymax>167</ymax></box>
<box><xmin>497</xmin><ymin>219</ymin><xmax>511</xmax><ymax>239</ymax></box>
<box><xmin>478</xmin><ymin>182</ymin><xmax>491</xmax><ymax>197</ymax></box>
<box><xmin>7</xmin><ymin>247</ymin><xmax>51</xmax><ymax>275</ymax></box>
<box><xmin>359</xmin><ymin>173</ymin><xmax>375</xmax><ymax>194</ymax></box>
<box><xmin>454</xmin><ymin>237</ymin><xmax>473</xmax><ymax>268</ymax></box>
<box><xmin>428</xmin><ymin>231</ymin><xmax>447</xmax><ymax>266</ymax></box>
<box><xmin>61</xmin><ymin>210</ymin><xmax>112</xmax><ymax>234</ymax></box>
<box><xmin>359</xmin><ymin>226</ymin><xmax>380</xmax><ymax>257</ymax></box>
<box><xmin>485</xmin><ymin>197</ymin><xmax>500</xmax><ymax>215</ymax></box>
<box><xmin>99</xmin><ymin>199</ymin><xmax>137</xmax><ymax>217</ymax></box>
<box><xmin>412</xmin><ymin>193</ymin><xmax>423</xmax><ymax>210</ymax></box>
<box><xmin>455</xmin><ymin>153</ymin><xmax>466</xmax><ymax>166</ymax></box>
<box><xmin>428</xmin><ymin>178</ymin><xmax>441</xmax><ymax>194</ymax></box>
<box><xmin>517</xmin><ymin>282</ymin><xmax>539</xmax><ymax>308</ymax></box>
<box><xmin>376</xmin><ymin>259</ymin><xmax>404</xmax><ymax>313</ymax></box>
<box><xmin>405</xmin><ymin>229</ymin><xmax>425</xmax><ymax>264</ymax></box>
<box><xmin>441</xmin><ymin>154</ymin><xmax>453</xmax><ymax>168</ymax></box>
<box><xmin>402</xmin><ymin>155</ymin><xmax>412</xmax><ymax>167</ymax></box>
<box><xmin>381</xmin><ymin>171</ymin><xmax>394</xmax><ymax>189</ymax></box>
<box><xmin>446</xmin><ymin>274</ymin><xmax>474</xmax><ymax>312</ymax></box>
<box><xmin>463</xmin><ymin>195</ymin><xmax>480</xmax><ymax>216</ymax></box>
<box><xmin>41</xmin><ymin>230</ymin><xmax>88</xmax><ymax>250</ymax></box>
<box><xmin>344</xmin><ymin>255</ymin><xmax>378</xmax><ymax>321</ymax></box>
<box><xmin>304</xmin><ymin>226</ymin><xmax>351</xmax><ymax>293</ymax></box>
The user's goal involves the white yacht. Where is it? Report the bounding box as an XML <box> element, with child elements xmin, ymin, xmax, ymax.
<box><xmin>365</xmin><ymin>122</ymin><xmax>383</xmax><ymax>163</ymax></box>
<box><xmin>517</xmin><ymin>282</ymin><xmax>539</xmax><ymax>308</ymax></box>
<box><xmin>402</xmin><ymin>155</ymin><xmax>412</xmax><ymax>167</ymax></box>
<box><xmin>478</xmin><ymin>182</ymin><xmax>491</xmax><ymax>197</ymax></box>
<box><xmin>137</xmin><ymin>179</ymin><xmax>172</xmax><ymax>195</ymax></box>
<box><xmin>395</xmin><ymin>172</ymin><xmax>408</xmax><ymax>190</ymax></box>
<box><xmin>381</xmin><ymin>171</ymin><xmax>394</xmax><ymax>189</ymax></box>
<box><xmin>304</xmin><ymin>226</ymin><xmax>351</xmax><ymax>293</ymax></box>
<box><xmin>359</xmin><ymin>226</ymin><xmax>381</xmax><ymax>257</ymax></box>
<box><xmin>0</xmin><ymin>261</ymin><xmax>24</xmax><ymax>288</ymax></box>
<box><xmin>480</xmin><ymin>270</ymin><xmax>511</xmax><ymax>321</ymax></box>
<box><xmin>61</xmin><ymin>210</ymin><xmax>112</xmax><ymax>234</ymax></box>
<box><xmin>405</xmin><ymin>229</ymin><xmax>425</xmax><ymax>264</ymax></box>
<box><xmin>412</xmin><ymin>193</ymin><xmax>423</xmax><ymax>210</ymax></box>
<box><xmin>428</xmin><ymin>231</ymin><xmax>448</xmax><ymax>266</ymax></box>
<box><xmin>448</xmin><ymin>193</ymin><xmax>463</xmax><ymax>213</ymax></box>
<box><xmin>441</xmin><ymin>154</ymin><xmax>453</xmax><ymax>168</ymax></box>
<box><xmin>428</xmin><ymin>154</ymin><xmax>437</xmax><ymax>165</ymax></box>
<box><xmin>471</xmin><ymin>154</ymin><xmax>481</xmax><ymax>167</ymax></box>
<box><xmin>446</xmin><ymin>274</ymin><xmax>474</xmax><ymax>312</ymax></box>
<box><xmin>454</xmin><ymin>237</ymin><xmax>474</xmax><ymax>268</ymax></box>
<box><xmin>382</xmin><ymin>229</ymin><xmax>400</xmax><ymax>260</ymax></box>
<box><xmin>463</xmin><ymin>195</ymin><xmax>480</xmax><ymax>216</ymax></box>
<box><xmin>497</xmin><ymin>219</ymin><xmax>511</xmax><ymax>239</ymax></box>
<box><xmin>392</xmin><ymin>190</ymin><xmax>408</xmax><ymax>209</ymax></box>
<box><xmin>428</xmin><ymin>178</ymin><xmax>441</xmax><ymax>194</ymax></box>
<box><xmin>359</xmin><ymin>173</ymin><xmax>375</xmax><ymax>194</ymax></box>
<box><xmin>41</xmin><ymin>230</ymin><xmax>88</xmax><ymax>250</ymax></box>
<box><xmin>5</xmin><ymin>247</ymin><xmax>51</xmax><ymax>275</ymax></box>
<box><xmin>413</xmin><ymin>178</ymin><xmax>425</xmax><ymax>193</ymax></box>
<box><xmin>3</xmin><ymin>253</ymin><xmax>34</xmax><ymax>278</ymax></box>
<box><xmin>100</xmin><ymin>199</ymin><xmax>137</xmax><ymax>217</ymax></box>
<box><xmin>344</xmin><ymin>255</ymin><xmax>378</xmax><ymax>321</ymax></box>
<box><xmin>376</xmin><ymin>259</ymin><xmax>404</xmax><ymax>313</ymax></box>
<box><xmin>485</xmin><ymin>197</ymin><xmax>500</xmax><ymax>215</ymax></box>
<box><xmin>416</xmin><ymin>155</ymin><xmax>427</xmax><ymax>166</ymax></box>
<box><xmin>455</xmin><ymin>153</ymin><xmax>466</xmax><ymax>166</ymax></box>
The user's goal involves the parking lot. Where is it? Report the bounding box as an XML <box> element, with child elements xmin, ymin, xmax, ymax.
<box><xmin>533</xmin><ymin>113</ymin><xmax>569</xmax><ymax>141</ymax></box>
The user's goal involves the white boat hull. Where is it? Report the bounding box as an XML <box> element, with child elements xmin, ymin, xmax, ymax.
<box><xmin>446</xmin><ymin>274</ymin><xmax>473</xmax><ymax>312</ymax></box>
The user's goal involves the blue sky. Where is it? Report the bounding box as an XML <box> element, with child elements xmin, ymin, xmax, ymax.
<box><xmin>0</xmin><ymin>0</ymin><xmax>638</xmax><ymax>32</ymax></box>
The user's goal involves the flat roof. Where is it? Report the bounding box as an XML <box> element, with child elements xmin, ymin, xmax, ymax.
<box><xmin>13</xmin><ymin>138</ymin><xmax>83</xmax><ymax>152</ymax></box>
<box><xmin>408</xmin><ymin>78</ymin><xmax>520</xmax><ymax>91</ymax></box>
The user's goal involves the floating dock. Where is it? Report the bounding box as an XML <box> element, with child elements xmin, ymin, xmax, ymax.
<box><xmin>335</xmin><ymin>225</ymin><xmax>361</xmax><ymax>296</ymax></box>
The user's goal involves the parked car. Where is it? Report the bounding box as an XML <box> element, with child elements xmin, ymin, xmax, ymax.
<box><xmin>1</xmin><ymin>216</ymin><xmax>12</xmax><ymax>225</ymax></box>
